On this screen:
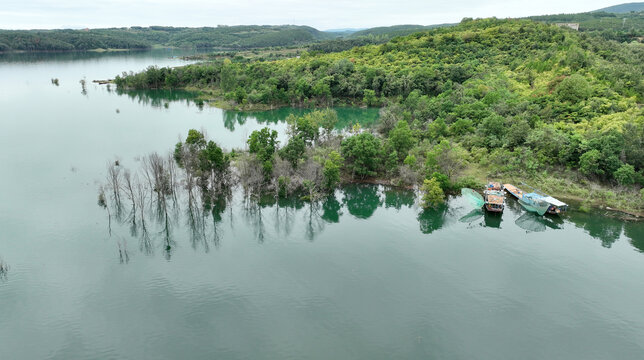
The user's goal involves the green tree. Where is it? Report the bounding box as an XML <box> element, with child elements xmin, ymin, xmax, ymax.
<box><xmin>317</xmin><ymin>109</ymin><xmax>338</xmax><ymax>137</ymax></box>
<box><xmin>248</xmin><ymin>127</ymin><xmax>279</xmax><ymax>178</ymax></box>
<box><xmin>199</xmin><ymin>140</ymin><xmax>227</xmax><ymax>173</ymax></box>
<box><xmin>341</xmin><ymin>132</ymin><xmax>382</xmax><ymax>178</ymax></box>
<box><xmin>279</xmin><ymin>136</ymin><xmax>306</xmax><ymax>168</ymax></box>
<box><xmin>427</xmin><ymin>118</ymin><xmax>448</xmax><ymax>141</ymax></box>
<box><xmin>403</xmin><ymin>154</ymin><xmax>417</xmax><ymax>168</ymax></box>
<box><xmin>363</xmin><ymin>89</ymin><xmax>380</xmax><ymax>106</ymax></box>
<box><xmin>185</xmin><ymin>129</ymin><xmax>207</xmax><ymax>149</ymax></box>
<box><xmin>579</xmin><ymin>149</ymin><xmax>603</xmax><ymax>177</ymax></box>
<box><xmin>388</xmin><ymin>120</ymin><xmax>416</xmax><ymax>161</ymax></box>
<box><xmin>323</xmin><ymin>151</ymin><xmax>343</xmax><ymax>190</ymax></box>
<box><xmin>555</xmin><ymin>74</ymin><xmax>592</xmax><ymax>103</ymax></box>
<box><xmin>425</xmin><ymin>140</ymin><xmax>469</xmax><ymax>180</ymax></box>
<box><xmin>614</xmin><ymin>163</ymin><xmax>636</xmax><ymax>186</ymax></box>
<box><xmin>421</xmin><ymin>178</ymin><xmax>445</xmax><ymax>208</ymax></box>
<box><xmin>430</xmin><ymin>172</ymin><xmax>451</xmax><ymax>191</ymax></box>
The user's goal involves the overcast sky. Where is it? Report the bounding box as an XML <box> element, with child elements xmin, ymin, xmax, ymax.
<box><xmin>0</xmin><ymin>0</ymin><xmax>629</xmax><ymax>30</ymax></box>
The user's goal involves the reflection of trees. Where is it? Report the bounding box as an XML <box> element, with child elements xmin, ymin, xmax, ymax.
<box><xmin>222</xmin><ymin>111</ymin><xmax>248</xmax><ymax>131</ymax></box>
<box><xmin>223</xmin><ymin>108</ymin><xmax>295</xmax><ymax>131</ymax></box>
<box><xmin>569</xmin><ymin>212</ymin><xmax>623</xmax><ymax>248</ymax></box>
<box><xmin>342</xmin><ymin>185</ymin><xmax>382</xmax><ymax>219</ymax></box>
<box><xmin>417</xmin><ymin>204</ymin><xmax>448</xmax><ymax>234</ymax></box>
<box><xmin>383</xmin><ymin>188</ymin><xmax>415</xmax><ymax>210</ymax></box>
<box><xmin>624</xmin><ymin>222</ymin><xmax>644</xmax><ymax>253</ymax></box>
<box><xmin>303</xmin><ymin>202</ymin><xmax>325</xmax><ymax>241</ymax></box>
<box><xmin>271</xmin><ymin>196</ymin><xmax>305</xmax><ymax>238</ymax></box>
<box><xmin>220</xmin><ymin>107</ymin><xmax>380</xmax><ymax>132</ymax></box>
<box><xmin>243</xmin><ymin>193</ymin><xmax>266</xmax><ymax>243</ymax></box>
<box><xmin>321</xmin><ymin>193</ymin><xmax>342</xmax><ymax>223</ymax></box>
<box><xmin>100</xmin><ymin>149</ymin><xmax>233</xmax><ymax>259</ymax></box>
<box><xmin>115</xmin><ymin>88</ymin><xmax>200</xmax><ymax>108</ymax></box>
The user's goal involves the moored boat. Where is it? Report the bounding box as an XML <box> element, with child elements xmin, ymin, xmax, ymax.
<box><xmin>520</xmin><ymin>183</ymin><xmax>568</xmax><ymax>215</ymax></box>
<box><xmin>483</xmin><ymin>182</ymin><xmax>504</xmax><ymax>212</ymax></box>
<box><xmin>503</xmin><ymin>183</ymin><xmax>550</xmax><ymax>216</ymax></box>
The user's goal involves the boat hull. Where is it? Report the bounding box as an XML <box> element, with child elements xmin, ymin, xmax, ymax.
<box><xmin>485</xmin><ymin>204</ymin><xmax>504</xmax><ymax>212</ymax></box>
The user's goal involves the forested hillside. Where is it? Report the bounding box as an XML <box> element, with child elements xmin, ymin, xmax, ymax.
<box><xmin>114</xmin><ymin>18</ymin><xmax>644</xmax><ymax>212</ymax></box>
<box><xmin>0</xmin><ymin>25</ymin><xmax>333</xmax><ymax>52</ymax></box>
<box><xmin>347</xmin><ymin>24</ymin><xmax>451</xmax><ymax>39</ymax></box>
<box><xmin>309</xmin><ymin>24</ymin><xmax>455</xmax><ymax>54</ymax></box>
<box><xmin>593</xmin><ymin>2</ymin><xmax>644</xmax><ymax>13</ymax></box>
<box><xmin>529</xmin><ymin>11</ymin><xmax>644</xmax><ymax>42</ymax></box>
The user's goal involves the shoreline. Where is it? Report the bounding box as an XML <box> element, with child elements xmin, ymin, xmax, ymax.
<box><xmin>109</xmin><ymin>84</ymin><xmax>644</xmax><ymax>220</ymax></box>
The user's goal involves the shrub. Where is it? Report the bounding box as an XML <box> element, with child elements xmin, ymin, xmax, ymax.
<box><xmin>421</xmin><ymin>178</ymin><xmax>445</xmax><ymax>208</ymax></box>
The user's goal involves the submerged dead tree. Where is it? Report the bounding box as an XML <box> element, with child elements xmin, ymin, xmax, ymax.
<box><xmin>0</xmin><ymin>258</ymin><xmax>9</xmax><ymax>280</ymax></box>
<box><xmin>98</xmin><ymin>129</ymin><xmax>234</xmax><ymax>258</ymax></box>
<box><xmin>106</xmin><ymin>161</ymin><xmax>123</xmax><ymax>219</ymax></box>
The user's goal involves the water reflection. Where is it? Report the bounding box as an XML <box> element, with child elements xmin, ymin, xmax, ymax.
<box><xmin>115</xmin><ymin>88</ymin><xmax>202</xmax><ymax>108</ymax></box>
<box><xmin>515</xmin><ymin>212</ymin><xmax>563</xmax><ymax>233</ymax></box>
<box><xmin>111</xmin><ymin>87</ymin><xmax>381</xmax><ymax>132</ymax></box>
<box><xmin>384</xmin><ymin>188</ymin><xmax>415</xmax><ymax>210</ymax></box>
<box><xmin>321</xmin><ymin>194</ymin><xmax>343</xmax><ymax>223</ymax></box>
<box><xmin>568</xmin><ymin>212</ymin><xmax>623</xmax><ymax>248</ymax></box>
<box><xmin>484</xmin><ymin>212</ymin><xmax>503</xmax><ymax>228</ymax></box>
<box><xmin>624</xmin><ymin>221</ymin><xmax>644</xmax><ymax>252</ymax></box>
<box><xmin>459</xmin><ymin>208</ymin><xmax>484</xmax><ymax>224</ymax></box>
<box><xmin>100</xmin><ymin>178</ymin><xmax>644</xmax><ymax>259</ymax></box>
<box><xmin>343</xmin><ymin>184</ymin><xmax>382</xmax><ymax>219</ymax></box>
<box><xmin>458</xmin><ymin>208</ymin><xmax>503</xmax><ymax>229</ymax></box>
<box><xmin>222</xmin><ymin>107</ymin><xmax>381</xmax><ymax>131</ymax></box>
<box><xmin>417</xmin><ymin>203</ymin><xmax>448</xmax><ymax>234</ymax></box>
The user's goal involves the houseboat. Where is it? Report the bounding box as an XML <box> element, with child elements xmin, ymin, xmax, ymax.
<box><xmin>483</xmin><ymin>182</ymin><xmax>505</xmax><ymax>213</ymax></box>
<box><xmin>504</xmin><ymin>183</ymin><xmax>568</xmax><ymax>215</ymax></box>
<box><xmin>504</xmin><ymin>183</ymin><xmax>550</xmax><ymax>216</ymax></box>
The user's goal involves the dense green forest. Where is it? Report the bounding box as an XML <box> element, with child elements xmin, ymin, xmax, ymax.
<box><xmin>347</xmin><ymin>24</ymin><xmax>452</xmax><ymax>39</ymax></box>
<box><xmin>0</xmin><ymin>25</ymin><xmax>333</xmax><ymax>52</ymax></box>
<box><xmin>115</xmin><ymin>18</ymin><xmax>644</xmax><ymax>212</ymax></box>
<box><xmin>2</xmin><ymin>8</ymin><xmax>642</xmax><ymax>53</ymax></box>
<box><xmin>529</xmin><ymin>11</ymin><xmax>644</xmax><ymax>42</ymax></box>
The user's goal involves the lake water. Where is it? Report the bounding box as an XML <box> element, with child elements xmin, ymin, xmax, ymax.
<box><xmin>1</xmin><ymin>50</ymin><xmax>643</xmax><ymax>359</ymax></box>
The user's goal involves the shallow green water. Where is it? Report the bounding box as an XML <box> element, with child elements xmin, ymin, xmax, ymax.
<box><xmin>1</xmin><ymin>50</ymin><xmax>643</xmax><ymax>360</ymax></box>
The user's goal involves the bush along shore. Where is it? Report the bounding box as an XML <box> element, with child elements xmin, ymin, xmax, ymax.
<box><xmin>113</xmin><ymin>18</ymin><xmax>644</xmax><ymax>216</ymax></box>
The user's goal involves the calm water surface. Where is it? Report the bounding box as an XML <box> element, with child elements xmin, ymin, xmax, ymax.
<box><xmin>1</xmin><ymin>50</ymin><xmax>643</xmax><ymax>360</ymax></box>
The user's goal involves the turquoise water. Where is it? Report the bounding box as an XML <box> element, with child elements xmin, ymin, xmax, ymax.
<box><xmin>0</xmin><ymin>50</ymin><xmax>643</xmax><ymax>359</ymax></box>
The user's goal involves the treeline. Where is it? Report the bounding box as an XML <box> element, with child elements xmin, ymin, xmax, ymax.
<box><xmin>347</xmin><ymin>24</ymin><xmax>452</xmax><ymax>39</ymax></box>
<box><xmin>0</xmin><ymin>29</ymin><xmax>150</xmax><ymax>51</ymax></box>
<box><xmin>529</xmin><ymin>11</ymin><xmax>644</xmax><ymax>42</ymax></box>
<box><xmin>0</xmin><ymin>25</ymin><xmax>333</xmax><ymax>52</ymax></box>
<box><xmin>114</xmin><ymin>18</ymin><xmax>644</xmax><ymax>209</ymax></box>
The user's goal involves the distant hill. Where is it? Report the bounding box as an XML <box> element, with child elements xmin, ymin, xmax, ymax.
<box><xmin>348</xmin><ymin>24</ymin><xmax>454</xmax><ymax>39</ymax></box>
<box><xmin>324</xmin><ymin>28</ymin><xmax>365</xmax><ymax>35</ymax></box>
<box><xmin>0</xmin><ymin>25</ymin><xmax>335</xmax><ymax>52</ymax></box>
<box><xmin>593</xmin><ymin>2</ymin><xmax>644</xmax><ymax>13</ymax></box>
<box><xmin>528</xmin><ymin>10</ymin><xmax>643</xmax><ymax>42</ymax></box>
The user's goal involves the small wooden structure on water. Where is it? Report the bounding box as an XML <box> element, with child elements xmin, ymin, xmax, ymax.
<box><xmin>504</xmin><ymin>183</ymin><xmax>568</xmax><ymax>215</ymax></box>
<box><xmin>484</xmin><ymin>182</ymin><xmax>504</xmax><ymax>213</ymax></box>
